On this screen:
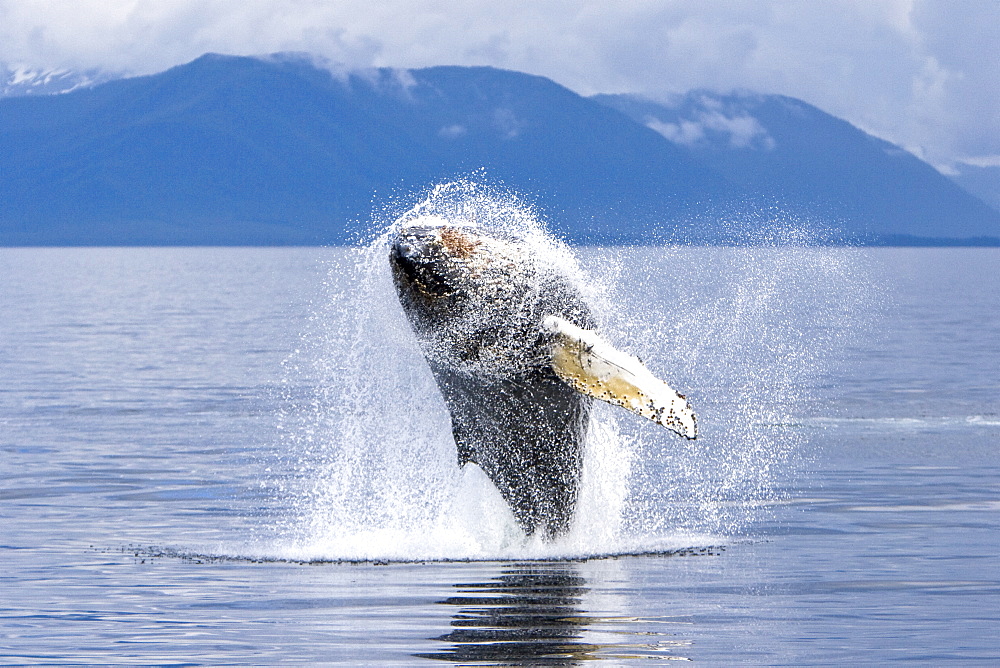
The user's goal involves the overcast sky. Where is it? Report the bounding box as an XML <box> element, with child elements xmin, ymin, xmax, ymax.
<box><xmin>2</xmin><ymin>0</ymin><xmax>997</xmax><ymax>172</ymax></box>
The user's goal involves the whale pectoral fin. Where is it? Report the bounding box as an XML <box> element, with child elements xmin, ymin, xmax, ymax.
<box><xmin>543</xmin><ymin>315</ymin><xmax>698</xmax><ymax>439</ymax></box>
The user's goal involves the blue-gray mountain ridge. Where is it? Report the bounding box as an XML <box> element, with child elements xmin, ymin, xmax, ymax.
<box><xmin>1</xmin><ymin>52</ymin><xmax>997</xmax><ymax>245</ymax></box>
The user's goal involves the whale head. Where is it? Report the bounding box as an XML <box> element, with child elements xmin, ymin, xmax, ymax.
<box><xmin>389</xmin><ymin>220</ymin><xmax>590</xmax><ymax>377</ymax></box>
<box><xmin>390</xmin><ymin>223</ymin><xmax>497</xmax><ymax>301</ymax></box>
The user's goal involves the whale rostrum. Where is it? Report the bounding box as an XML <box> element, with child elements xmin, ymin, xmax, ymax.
<box><xmin>389</xmin><ymin>221</ymin><xmax>696</xmax><ymax>538</ymax></box>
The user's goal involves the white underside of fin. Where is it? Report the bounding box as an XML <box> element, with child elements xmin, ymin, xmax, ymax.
<box><xmin>543</xmin><ymin>315</ymin><xmax>697</xmax><ymax>439</ymax></box>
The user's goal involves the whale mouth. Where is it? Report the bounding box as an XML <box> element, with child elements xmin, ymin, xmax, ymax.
<box><xmin>390</xmin><ymin>229</ymin><xmax>460</xmax><ymax>298</ymax></box>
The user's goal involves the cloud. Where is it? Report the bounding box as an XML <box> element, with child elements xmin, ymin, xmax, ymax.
<box><xmin>1</xmin><ymin>0</ymin><xmax>997</xmax><ymax>168</ymax></box>
<box><xmin>648</xmin><ymin>118</ymin><xmax>705</xmax><ymax>146</ymax></box>
<box><xmin>959</xmin><ymin>155</ymin><xmax>1000</xmax><ymax>169</ymax></box>
<box><xmin>438</xmin><ymin>124</ymin><xmax>467</xmax><ymax>139</ymax></box>
<box><xmin>492</xmin><ymin>108</ymin><xmax>525</xmax><ymax>140</ymax></box>
<box><xmin>906</xmin><ymin>2</ymin><xmax>1000</xmax><ymax>165</ymax></box>
<box><xmin>647</xmin><ymin>110</ymin><xmax>775</xmax><ymax>150</ymax></box>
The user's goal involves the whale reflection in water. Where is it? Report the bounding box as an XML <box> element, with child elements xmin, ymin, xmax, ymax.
<box><xmin>415</xmin><ymin>563</ymin><xmax>595</xmax><ymax>664</ymax></box>
<box><xmin>415</xmin><ymin>561</ymin><xmax>693</xmax><ymax>664</ymax></box>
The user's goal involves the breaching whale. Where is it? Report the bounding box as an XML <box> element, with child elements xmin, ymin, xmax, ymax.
<box><xmin>390</xmin><ymin>220</ymin><xmax>696</xmax><ymax>538</ymax></box>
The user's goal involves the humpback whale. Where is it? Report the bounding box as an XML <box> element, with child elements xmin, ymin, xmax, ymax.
<box><xmin>390</xmin><ymin>220</ymin><xmax>696</xmax><ymax>538</ymax></box>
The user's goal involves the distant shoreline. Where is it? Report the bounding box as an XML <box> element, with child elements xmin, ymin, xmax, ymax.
<box><xmin>3</xmin><ymin>236</ymin><xmax>999</xmax><ymax>248</ymax></box>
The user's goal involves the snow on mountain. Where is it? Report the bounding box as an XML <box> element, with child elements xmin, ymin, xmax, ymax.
<box><xmin>1</xmin><ymin>64</ymin><xmax>118</xmax><ymax>97</ymax></box>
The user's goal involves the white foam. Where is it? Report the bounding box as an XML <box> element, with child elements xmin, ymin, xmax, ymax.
<box><xmin>804</xmin><ymin>416</ymin><xmax>1000</xmax><ymax>430</ymax></box>
<box><xmin>849</xmin><ymin>500</ymin><xmax>1000</xmax><ymax>513</ymax></box>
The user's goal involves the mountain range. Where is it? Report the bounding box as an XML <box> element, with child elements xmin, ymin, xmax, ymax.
<box><xmin>2</xmin><ymin>53</ymin><xmax>998</xmax><ymax>245</ymax></box>
<box><xmin>595</xmin><ymin>92</ymin><xmax>1000</xmax><ymax>243</ymax></box>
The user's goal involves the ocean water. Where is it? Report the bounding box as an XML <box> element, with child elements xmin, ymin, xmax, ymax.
<box><xmin>1</xmin><ymin>245</ymin><xmax>998</xmax><ymax>664</ymax></box>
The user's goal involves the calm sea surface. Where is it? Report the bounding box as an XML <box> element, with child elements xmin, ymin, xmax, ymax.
<box><xmin>1</xmin><ymin>247</ymin><xmax>998</xmax><ymax>664</ymax></box>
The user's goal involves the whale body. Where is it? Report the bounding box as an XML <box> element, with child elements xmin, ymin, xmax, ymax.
<box><xmin>389</xmin><ymin>220</ymin><xmax>695</xmax><ymax>538</ymax></box>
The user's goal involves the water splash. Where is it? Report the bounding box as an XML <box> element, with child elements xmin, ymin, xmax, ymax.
<box><xmin>604</xmin><ymin>243</ymin><xmax>868</xmax><ymax>537</ymax></box>
<box><xmin>262</xmin><ymin>180</ymin><xmax>866</xmax><ymax>561</ymax></box>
